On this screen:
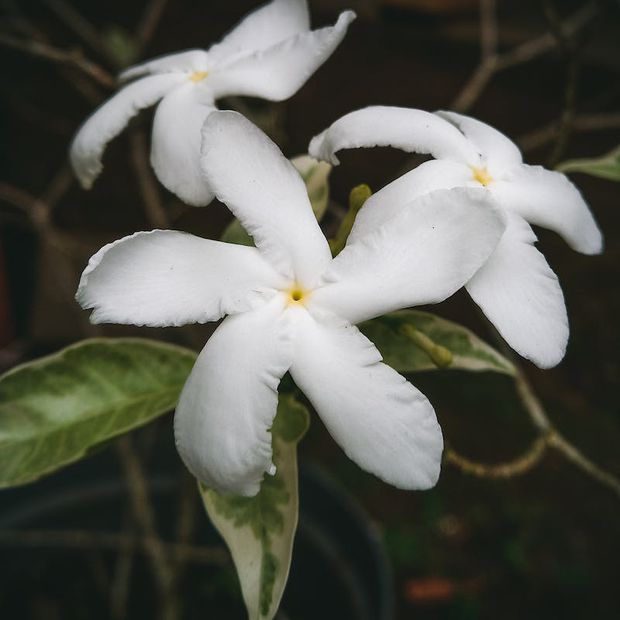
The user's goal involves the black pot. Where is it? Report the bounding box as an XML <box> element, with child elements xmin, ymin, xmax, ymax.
<box><xmin>0</xmin><ymin>430</ymin><xmax>394</xmax><ymax>620</ymax></box>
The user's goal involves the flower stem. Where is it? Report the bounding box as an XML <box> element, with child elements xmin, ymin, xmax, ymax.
<box><xmin>401</xmin><ymin>324</ymin><xmax>453</xmax><ymax>369</ymax></box>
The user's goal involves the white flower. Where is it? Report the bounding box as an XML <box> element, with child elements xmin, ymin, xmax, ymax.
<box><xmin>77</xmin><ymin>111</ymin><xmax>506</xmax><ymax>496</ymax></box>
<box><xmin>70</xmin><ymin>0</ymin><xmax>355</xmax><ymax>206</ymax></box>
<box><xmin>309</xmin><ymin>106</ymin><xmax>604</xmax><ymax>368</ymax></box>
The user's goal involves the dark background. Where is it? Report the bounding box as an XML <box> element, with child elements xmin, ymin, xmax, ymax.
<box><xmin>0</xmin><ymin>0</ymin><xmax>619</xmax><ymax>618</ymax></box>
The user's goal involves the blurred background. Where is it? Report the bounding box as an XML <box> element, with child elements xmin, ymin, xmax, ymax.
<box><xmin>0</xmin><ymin>0</ymin><xmax>619</xmax><ymax>618</ymax></box>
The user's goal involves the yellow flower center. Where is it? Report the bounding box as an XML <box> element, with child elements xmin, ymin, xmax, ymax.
<box><xmin>286</xmin><ymin>285</ymin><xmax>308</xmax><ymax>306</ymax></box>
<box><xmin>471</xmin><ymin>166</ymin><xmax>493</xmax><ymax>186</ymax></box>
<box><xmin>188</xmin><ymin>70</ymin><xmax>209</xmax><ymax>83</ymax></box>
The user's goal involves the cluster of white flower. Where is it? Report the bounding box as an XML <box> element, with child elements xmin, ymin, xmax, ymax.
<box><xmin>71</xmin><ymin>0</ymin><xmax>602</xmax><ymax>497</ymax></box>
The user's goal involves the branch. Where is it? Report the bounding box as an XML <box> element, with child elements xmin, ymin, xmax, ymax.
<box><xmin>0</xmin><ymin>33</ymin><xmax>115</xmax><ymax>88</ymax></box>
<box><xmin>519</xmin><ymin>112</ymin><xmax>620</xmax><ymax>153</ymax></box>
<box><xmin>0</xmin><ymin>528</ymin><xmax>229</xmax><ymax>565</ymax></box>
<box><xmin>445</xmin><ymin>435</ymin><xmax>548</xmax><ymax>479</ymax></box>
<box><xmin>451</xmin><ymin>1</ymin><xmax>599</xmax><ymax>112</ymax></box>
<box><xmin>116</xmin><ymin>437</ymin><xmax>177</xmax><ymax>619</ymax></box>
<box><xmin>43</xmin><ymin>0</ymin><xmax>118</xmax><ymax>67</ymax></box>
<box><xmin>135</xmin><ymin>0</ymin><xmax>169</xmax><ymax>54</ymax></box>
<box><xmin>129</xmin><ymin>128</ymin><xmax>169</xmax><ymax>228</ymax></box>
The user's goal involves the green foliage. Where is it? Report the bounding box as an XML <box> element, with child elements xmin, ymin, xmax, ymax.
<box><xmin>361</xmin><ymin>310</ymin><xmax>515</xmax><ymax>375</ymax></box>
<box><xmin>102</xmin><ymin>26</ymin><xmax>139</xmax><ymax>68</ymax></box>
<box><xmin>0</xmin><ymin>338</ymin><xmax>196</xmax><ymax>488</ymax></box>
<box><xmin>200</xmin><ymin>393</ymin><xmax>309</xmax><ymax>620</ymax></box>
<box><xmin>557</xmin><ymin>145</ymin><xmax>620</xmax><ymax>181</ymax></box>
<box><xmin>220</xmin><ymin>155</ymin><xmax>332</xmax><ymax>245</ymax></box>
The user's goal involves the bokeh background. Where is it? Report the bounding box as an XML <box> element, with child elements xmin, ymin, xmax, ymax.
<box><xmin>0</xmin><ymin>0</ymin><xmax>619</xmax><ymax>618</ymax></box>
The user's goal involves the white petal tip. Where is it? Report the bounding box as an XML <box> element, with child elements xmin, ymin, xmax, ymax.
<box><xmin>267</xmin><ymin>463</ymin><xmax>277</xmax><ymax>476</ymax></box>
<box><xmin>338</xmin><ymin>10</ymin><xmax>357</xmax><ymax>26</ymax></box>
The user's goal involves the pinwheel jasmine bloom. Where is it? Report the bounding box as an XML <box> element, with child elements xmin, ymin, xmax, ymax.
<box><xmin>70</xmin><ymin>0</ymin><xmax>355</xmax><ymax>206</ymax></box>
<box><xmin>310</xmin><ymin>106</ymin><xmax>603</xmax><ymax>368</ymax></box>
<box><xmin>76</xmin><ymin>111</ymin><xmax>505</xmax><ymax>496</ymax></box>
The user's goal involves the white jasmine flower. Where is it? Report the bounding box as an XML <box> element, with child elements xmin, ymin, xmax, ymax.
<box><xmin>70</xmin><ymin>0</ymin><xmax>355</xmax><ymax>206</ymax></box>
<box><xmin>76</xmin><ymin>111</ymin><xmax>505</xmax><ymax>496</ymax></box>
<box><xmin>309</xmin><ymin>106</ymin><xmax>603</xmax><ymax>368</ymax></box>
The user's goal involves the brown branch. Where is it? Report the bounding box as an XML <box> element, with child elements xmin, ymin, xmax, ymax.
<box><xmin>135</xmin><ymin>0</ymin><xmax>169</xmax><ymax>54</ymax></box>
<box><xmin>116</xmin><ymin>436</ymin><xmax>176</xmax><ymax>617</ymax></box>
<box><xmin>445</xmin><ymin>435</ymin><xmax>548</xmax><ymax>479</ymax></box>
<box><xmin>451</xmin><ymin>0</ymin><xmax>498</xmax><ymax>112</ymax></box>
<box><xmin>129</xmin><ymin>128</ymin><xmax>169</xmax><ymax>228</ymax></box>
<box><xmin>0</xmin><ymin>528</ymin><xmax>229</xmax><ymax>565</ymax></box>
<box><xmin>43</xmin><ymin>0</ymin><xmax>118</xmax><ymax>67</ymax></box>
<box><xmin>519</xmin><ymin>112</ymin><xmax>620</xmax><ymax>153</ymax></box>
<box><xmin>0</xmin><ymin>33</ymin><xmax>115</xmax><ymax>88</ymax></box>
<box><xmin>451</xmin><ymin>1</ymin><xmax>599</xmax><ymax>112</ymax></box>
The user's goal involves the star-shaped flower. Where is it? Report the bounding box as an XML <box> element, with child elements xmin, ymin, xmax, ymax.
<box><xmin>76</xmin><ymin>111</ymin><xmax>506</xmax><ymax>496</ymax></box>
<box><xmin>70</xmin><ymin>0</ymin><xmax>355</xmax><ymax>206</ymax></box>
<box><xmin>309</xmin><ymin>106</ymin><xmax>603</xmax><ymax>368</ymax></box>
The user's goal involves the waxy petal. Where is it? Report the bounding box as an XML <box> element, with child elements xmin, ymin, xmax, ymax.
<box><xmin>201</xmin><ymin>111</ymin><xmax>332</xmax><ymax>287</ymax></box>
<box><xmin>151</xmin><ymin>83</ymin><xmax>216</xmax><ymax>206</ymax></box>
<box><xmin>490</xmin><ymin>164</ymin><xmax>603</xmax><ymax>255</ymax></box>
<box><xmin>207</xmin><ymin>11</ymin><xmax>355</xmax><ymax>101</ymax></box>
<box><xmin>207</xmin><ymin>0</ymin><xmax>310</xmax><ymax>66</ymax></box>
<box><xmin>119</xmin><ymin>50</ymin><xmax>209</xmax><ymax>82</ymax></box>
<box><xmin>309</xmin><ymin>106</ymin><xmax>479</xmax><ymax>166</ymax></box>
<box><xmin>290</xmin><ymin>313</ymin><xmax>443</xmax><ymax>490</ymax></box>
<box><xmin>174</xmin><ymin>298</ymin><xmax>293</xmax><ymax>496</ymax></box>
<box><xmin>466</xmin><ymin>214</ymin><xmax>568</xmax><ymax>368</ymax></box>
<box><xmin>311</xmin><ymin>188</ymin><xmax>505</xmax><ymax>324</ymax></box>
<box><xmin>436</xmin><ymin>110</ymin><xmax>522</xmax><ymax>173</ymax></box>
<box><xmin>77</xmin><ymin>230</ymin><xmax>285</xmax><ymax>327</ymax></box>
<box><xmin>348</xmin><ymin>159</ymin><xmax>474</xmax><ymax>244</ymax></box>
<box><xmin>70</xmin><ymin>73</ymin><xmax>184</xmax><ymax>189</ymax></box>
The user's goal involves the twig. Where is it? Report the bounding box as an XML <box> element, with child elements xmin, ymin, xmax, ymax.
<box><xmin>445</xmin><ymin>435</ymin><xmax>548</xmax><ymax>479</ymax></box>
<box><xmin>135</xmin><ymin>0</ymin><xmax>169</xmax><ymax>54</ymax></box>
<box><xmin>129</xmin><ymin>128</ymin><xmax>169</xmax><ymax>228</ymax></box>
<box><xmin>451</xmin><ymin>1</ymin><xmax>599</xmax><ymax>112</ymax></box>
<box><xmin>109</xmin><ymin>513</ymin><xmax>137</xmax><ymax>620</ymax></box>
<box><xmin>513</xmin><ymin>371</ymin><xmax>620</xmax><ymax>497</ymax></box>
<box><xmin>0</xmin><ymin>528</ymin><xmax>229</xmax><ymax>565</ymax></box>
<box><xmin>116</xmin><ymin>435</ymin><xmax>177</xmax><ymax>620</ymax></box>
<box><xmin>43</xmin><ymin>0</ymin><xmax>118</xmax><ymax>67</ymax></box>
<box><xmin>0</xmin><ymin>33</ymin><xmax>115</xmax><ymax>88</ymax></box>
<box><xmin>543</xmin><ymin>0</ymin><xmax>582</xmax><ymax>166</ymax></box>
<box><xmin>519</xmin><ymin>112</ymin><xmax>620</xmax><ymax>153</ymax></box>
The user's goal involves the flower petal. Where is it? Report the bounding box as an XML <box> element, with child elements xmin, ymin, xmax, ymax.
<box><xmin>310</xmin><ymin>188</ymin><xmax>505</xmax><ymax>324</ymax></box>
<box><xmin>290</xmin><ymin>312</ymin><xmax>443</xmax><ymax>490</ymax></box>
<box><xmin>77</xmin><ymin>230</ymin><xmax>285</xmax><ymax>326</ymax></box>
<box><xmin>207</xmin><ymin>0</ymin><xmax>310</xmax><ymax>66</ymax></box>
<box><xmin>201</xmin><ymin>111</ymin><xmax>332</xmax><ymax>287</ymax></box>
<box><xmin>490</xmin><ymin>164</ymin><xmax>603</xmax><ymax>255</ymax></box>
<box><xmin>435</xmin><ymin>110</ymin><xmax>522</xmax><ymax>172</ymax></box>
<box><xmin>308</xmin><ymin>106</ymin><xmax>479</xmax><ymax>166</ymax></box>
<box><xmin>466</xmin><ymin>214</ymin><xmax>568</xmax><ymax>368</ymax></box>
<box><xmin>206</xmin><ymin>10</ymin><xmax>355</xmax><ymax>101</ymax></box>
<box><xmin>174</xmin><ymin>298</ymin><xmax>293</xmax><ymax>496</ymax></box>
<box><xmin>151</xmin><ymin>83</ymin><xmax>216</xmax><ymax>206</ymax></box>
<box><xmin>70</xmin><ymin>73</ymin><xmax>184</xmax><ymax>189</ymax></box>
<box><xmin>119</xmin><ymin>50</ymin><xmax>209</xmax><ymax>82</ymax></box>
<box><xmin>348</xmin><ymin>159</ymin><xmax>474</xmax><ymax>244</ymax></box>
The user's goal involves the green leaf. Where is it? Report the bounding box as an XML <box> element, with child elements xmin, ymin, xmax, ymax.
<box><xmin>0</xmin><ymin>338</ymin><xmax>196</xmax><ymax>488</ymax></box>
<box><xmin>556</xmin><ymin>145</ymin><xmax>620</xmax><ymax>182</ymax></box>
<box><xmin>220</xmin><ymin>155</ymin><xmax>332</xmax><ymax>246</ymax></box>
<box><xmin>220</xmin><ymin>218</ymin><xmax>254</xmax><ymax>246</ymax></box>
<box><xmin>361</xmin><ymin>310</ymin><xmax>515</xmax><ymax>375</ymax></box>
<box><xmin>200</xmin><ymin>393</ymin><xmax>309</xmax><ymax>620</ymax></box>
